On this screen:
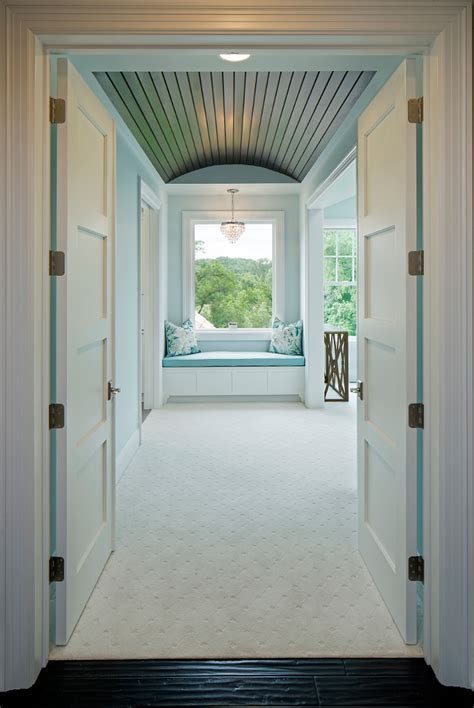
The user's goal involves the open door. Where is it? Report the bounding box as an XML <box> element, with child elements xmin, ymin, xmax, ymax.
<box><xmin>55</xmin><ymin>59</ymin><xmax>116</xmax><ymax>644</ymax></box>
<box><xmin>357</xmin><ymin>59</ymin><xmax>418</xmax><ymax>643</ymax></box>
<box><xmin>140</xmin><ymin>201</ymin><xmax>154</xmax><ymax>411</ymax></box>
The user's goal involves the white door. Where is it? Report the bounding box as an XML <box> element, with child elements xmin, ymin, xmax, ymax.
<box><xmin>357</xmin><ymin>59</ymin><xmax>418</xmax><ymax>643</ymax></box>
<box><xmin>55</xmin><ymin>59</ymin><xmax>116</xmax><ymax>645</ymax></box>
<box><xmin>140</xmin><ymin>205</ymin><xmax>146</xmax><ymax>407</ymax></box>
<box><xmin>140</xmin><ymin>201</ymin><xmax>154</xmax><ymax>411</ymax></box>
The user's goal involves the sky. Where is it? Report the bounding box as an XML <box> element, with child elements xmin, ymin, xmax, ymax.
<box><xmin>195</xmin><ymin>223</ymin><xmax>273</xmax><ymax>261</ymax></box>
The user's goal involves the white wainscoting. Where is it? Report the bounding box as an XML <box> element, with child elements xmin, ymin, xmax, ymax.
<box><xmin>163</xmin><ymin>367</ymin><xmax>305</xmax><ymax>402</ymax></box>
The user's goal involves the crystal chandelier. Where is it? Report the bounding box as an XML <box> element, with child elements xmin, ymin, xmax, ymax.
<box><xmin>220</xmin><ymin>189</ymin><xmax>245</xmax><ymax>243</ymax></box>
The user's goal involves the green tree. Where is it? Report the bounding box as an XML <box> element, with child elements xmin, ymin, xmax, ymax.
<box><xmin>195</xmin><ymin>260</ymin><xmax>237</xmax><ymax>317</ymax></box>
<box><xmin>194</xmin><ymin>257</ymin><xmax>273</xmax><ymax>328</ymax></box>
<box><xmin>324</xmin><ymin>285</ymin><xmax>357</xmax><ymax>335</ymax></box>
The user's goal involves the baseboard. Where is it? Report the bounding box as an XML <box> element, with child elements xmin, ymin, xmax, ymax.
<box><xmin>116</xmin><ymin>429</ymin><xmax>140</xmax><ymax>484</ymax></box>
<box><xmin>166</xmin><ymin>395</ymin><xmax>302</xmax><ymax>404</ymax></box>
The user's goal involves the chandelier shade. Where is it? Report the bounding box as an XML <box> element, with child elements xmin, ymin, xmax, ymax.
<box><xmin>220</xmin><ymin>189</ymin><xmax>245</xmax><ymax>243</ymax></box>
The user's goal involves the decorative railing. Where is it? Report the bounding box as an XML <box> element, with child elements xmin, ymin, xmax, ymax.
<box><xmin>324</xmin><ymin>327</ymin><xmax>349</xmax><ymax>402</ymax></box>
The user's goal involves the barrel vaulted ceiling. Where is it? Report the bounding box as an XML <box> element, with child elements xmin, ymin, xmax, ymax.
<box><xmin>94</xmin><ymin>70</ymin><xmax>375</xmax><ymax>183</ymax></box>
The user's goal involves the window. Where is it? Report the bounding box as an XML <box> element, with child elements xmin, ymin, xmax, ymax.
<box><xmin>193</xmin><ymin>222</ymin><xmax>274</xmax><ymax>329</ymax></box>
<box><xmin>324</xmin><ymin>228</ymin><xmax>357</xmax><ymax>335</ymax></box>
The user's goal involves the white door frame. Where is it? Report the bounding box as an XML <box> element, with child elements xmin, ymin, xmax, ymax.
<box><xmin>139</xmin><ymin>179</ymin><xmax>162</xmax><ymax>424</ymax></box>
<box><xmin>0</xmin><ymin>0</ymin><xmax>471</xmax><ymax>692</ymax></box>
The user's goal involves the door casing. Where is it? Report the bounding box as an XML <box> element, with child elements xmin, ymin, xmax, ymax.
<box><xmin>139</xmin><ymin>179</ymin><xmax>162</xmax><ymax>419</ymax></box>
<box><xmin>0</xmin><ymin>0</ymin><xmax>472</xmax><ymax>692</ymax></box>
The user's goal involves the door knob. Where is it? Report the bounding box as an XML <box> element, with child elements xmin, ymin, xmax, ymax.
<box><xmin>350</xmin><ymin>380</ymin><xmax>363</xmax><ymax>400</ymax></box>
<box><xmin>107</xmin><ymin>381</ymin><xmax>121</xmax><ymax>400</ymax></box>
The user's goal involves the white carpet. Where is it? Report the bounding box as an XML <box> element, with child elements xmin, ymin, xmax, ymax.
<box><xmin>50</xmin><ymin>400</ymin><xmax>423</xmax><ymax>659</ymax></box>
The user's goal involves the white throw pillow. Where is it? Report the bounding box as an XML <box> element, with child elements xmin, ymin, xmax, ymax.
<box><xmin>165</xmin><ymin>319</ymin><xmax>200</xmax><ymax>357</ymax></box>
<box><xmin>269</xmin><ymin>317</ymin><xmax>303</xmax><ymax>355</ymax></box>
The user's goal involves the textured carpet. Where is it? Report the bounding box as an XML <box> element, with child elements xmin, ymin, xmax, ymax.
<box><xmin>50</xmin><ymin>400</ymin><xmax>423</xmax><ymax>659</ymax></box>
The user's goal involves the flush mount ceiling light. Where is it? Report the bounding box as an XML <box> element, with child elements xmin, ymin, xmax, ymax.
<box><xmin>220</xmin><ymin>189</ymin><xmax>245</xmax><ymax>244</ymax></box>
<box><xmin>219</xmin><ymin>52</ymin><xmax>251</xmax><ymax>62</ymax></box>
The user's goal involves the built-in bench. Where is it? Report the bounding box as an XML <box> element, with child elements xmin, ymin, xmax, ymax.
<box><xmin>163</xmin><ymin>351</ymin><xmax>305</xmax><ymax>368</ymax></box>
<box><xmin>162</xmin><ymin>351</ymin><xmax>305</xmax><ymax>402</ymax></box>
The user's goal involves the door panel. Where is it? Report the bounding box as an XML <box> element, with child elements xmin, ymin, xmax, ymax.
<box><xmin>357</xmin><ymin>59</ymin><xmax>418</xmax><ymax>643</ymax></box>
<box><xmin>55</xmin><ymin>59</ymin><xmax>115</xmax><ymax>645</ymax></box>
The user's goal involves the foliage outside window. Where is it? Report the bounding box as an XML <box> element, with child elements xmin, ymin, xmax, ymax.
<box><xmin>194</xmin><ymin>223</ymin><xmax>273</xmax><ymax>329</ymax></box>
<box><xmin>324</xmin><ymin>228</ymin><xmax>357</xmax><ymax>336</ymax></box>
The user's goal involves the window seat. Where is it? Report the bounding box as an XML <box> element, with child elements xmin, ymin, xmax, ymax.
<box><xmin>162</xmin><ymin>351</ymin><xmax>305</xmax><ymax>402</ymax></box>
<box><xmin>162</xmin><ymin>351</ymin><xmax>305</xmax><ymax>368</ymax></box>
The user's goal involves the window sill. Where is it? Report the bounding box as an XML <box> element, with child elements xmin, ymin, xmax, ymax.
<box><xmin>196</xmin><ymin>328</ymin><xmax>272</xmax><ymax>341</ymax></box>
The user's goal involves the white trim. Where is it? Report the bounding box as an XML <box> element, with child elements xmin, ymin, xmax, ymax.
<box><xmin>302</xmin><ymin>208</ymin><xmax>325</xmax><ymax>408</ymax></box>
<box><xmin>306</xmin><ymin>146</ymin><xmax>357</xmax><ymax>208</ymax></box>
<box><xmin>35</xmin><ymin>39</ymin><xmax>52</xmax><ymax>683</ymax></box>
<box><xmin>422</xmin><ymin>5</ymin><xmax>473</xmax><ymax>688</ymax></box>
<box><xmin>140</xmin><ymin>181</ymin><xmax>162</xmax><ymax>212</ymax></box>
<box><xmin>116</xmin><ymin>429</ymin><xmax>140</xmax><ymax>485</ymax></box>
<box><xmin>139</xmin><ymin>178</ymin><xmax>164</xmax><ymax>410</ymax></box>
<box><xmin>0</xmin><ymin>0</ymin><xmax>472</xmax><ymax>692</ymax></box>
<box><xmin>0</xmin><ymin>3</ymin><xmax>5</xmax><ymax>689</ymax></box>
<box><xmin>182</xmin><ymin>210</ymin><xmax>285</xmax><ymax>327</ymax></box>
<box><xmin>166</xmin><ymin>394</ymin><xmax>301</xmax><ymax>404</ymax></box>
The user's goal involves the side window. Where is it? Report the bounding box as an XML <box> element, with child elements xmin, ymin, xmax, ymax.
<box><xmin>323</xmin><ymin>228</ymin><xmax>357</xmax><ymax>336</ymax></box>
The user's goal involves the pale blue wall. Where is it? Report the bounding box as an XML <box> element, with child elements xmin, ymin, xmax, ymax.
<box><xmin>324</xmin><ymin>196</ymin><xmax>356</xmax><ymax>220</ymax></box>
<box><xmin>115</xmin><ymin>134</ymin><xmax>166</xmax><ymax>456</ymax></box>
<box><xmin>170</xmin><ymin>164</ymin><xmax>297</xmax><ymax>184</ymax></box>
<box><xmin>167</xmin><ymin>193</ymin><xmax>301</xmax><ymax>343</ymax></box>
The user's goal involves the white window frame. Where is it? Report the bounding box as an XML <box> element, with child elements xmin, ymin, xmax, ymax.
<box><xmin>182</xmin><ymin>210</ymin><xmax>285</xmax><ymax>340</ymax></box>
<box><xmin>323</xmin><ymin>225</ymin><xmax>357</xmax><ymax>286</ymax></box>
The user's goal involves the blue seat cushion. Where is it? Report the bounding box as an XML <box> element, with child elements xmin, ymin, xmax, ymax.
<box><xmin>162</xmin><ymin>351</ymin><xmax>305</xmax><ymax>368</ymax></box>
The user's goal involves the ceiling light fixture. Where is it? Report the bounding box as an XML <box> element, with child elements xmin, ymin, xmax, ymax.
<box><xmin>219</xmin><ymin>52</ymin><xmax>251</xmax><ymax>62</ymax></box>
<box><xmin>220</xmin><ymin>189</ymin><xmax>245</xmax><ymax>244</ymax></box>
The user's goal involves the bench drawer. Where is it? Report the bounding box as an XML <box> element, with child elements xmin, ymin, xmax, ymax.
<box><xmin>232</xmin><ymin>368</ymin><xmax>268</xmax><ymax>395</ymax></box>
<box><xmin>196</xmin><ymin>369</ymin><xmax>232</xmax><ymax>395</ymax></box>
<box><xmin>268</xmin><ymin>367</ymin><xmax>305</xmax><ymax>394</ymax></box>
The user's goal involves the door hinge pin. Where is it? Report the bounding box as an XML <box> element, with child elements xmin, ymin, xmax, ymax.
<box><xmin>408</xmin><ymin>555</ymin><xmax>424</xmax><ymax>583</ymax></box>
<box><xmin>49</xmin><ymin>97</ymin><xmax>66</xmax><ymax>124</ymax></box>
<box><xmin>49</xmin><ymin>403</ymin><xmax>65</xmax><ymax>430</ymax></box>
<box><xmin>408</xmin><ymin>402</ymin><xmax>424</xmax><ymax>429</ymax></box>
<box><xmin>408</xmin><ymin>250</ymin><xmax>424</xmax><ymax>276</ymax></box>
<box><xmin>49</xmin><ymin>250</ymin><xmax>65</xmax><ymax>276</ymax></box>
<box><xmin>408</xmin><ymin>97</ymin><xmax>423</xmax><ymax>124</ymax></box>
<box><xmin>49</xmin><ymin>556</ymin><xmax>65</xmax><ymax>583</ymax></box>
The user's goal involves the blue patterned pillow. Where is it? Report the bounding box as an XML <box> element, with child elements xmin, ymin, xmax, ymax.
<box><xmin>269</xmin><ymin>317</ymin><xmax>303</xmax><ymax>355</ymax></box>
<box><xmin>165</xmin><ymin>319</ymin><xmax>200</xmax><ymax>357</ymax></box>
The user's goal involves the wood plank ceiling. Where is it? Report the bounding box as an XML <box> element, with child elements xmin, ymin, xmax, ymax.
<box><xmin>95</xmin><ymin>70</ymin><xmax>375</xmax><ymax>183</ymax></box>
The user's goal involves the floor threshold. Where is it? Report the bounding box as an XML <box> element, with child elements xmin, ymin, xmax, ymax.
<box><xmin>0</xmin><ymin>658</ymin><xmax>472</xmax><ymax>707</ymax></box>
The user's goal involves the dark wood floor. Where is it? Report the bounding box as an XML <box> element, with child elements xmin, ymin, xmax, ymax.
<box><xmin>0</xmin><ymin>659</ymin><xmax>473</xmax><ymax>707</ymax></box>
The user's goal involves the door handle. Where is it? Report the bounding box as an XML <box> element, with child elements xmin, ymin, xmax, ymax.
<box><xmin>350</xmin><ymin>380</ymin><xmax>363</xmax><ymax>400</ymax></box>
<box><xmin>107</xmin><ymin>381</ymin><xmax>121</xmax><ymax>400</ymax></box>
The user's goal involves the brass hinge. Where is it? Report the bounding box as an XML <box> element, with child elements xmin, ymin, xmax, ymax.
<box><xmin>408</xmin><ymin>97</ymin><xmax>423</xmax><ymax>124</ymax></box>
<box><xmin>408</xmin><ymin>403</ymin><xmax>424</xmax><ymax>429</ymax></box>
<box><xmin>49</xmin><ymin>250</ymin><xmax>65</xmax><ymax>276</ymax></box>
<box><xmin>49</xmin><ymin>97</ymin><xmax>66</xmax><ymax>124</ymax></box>
<box><xmin>408</xmin><ymin>555</ymin><xmax>424</xmax><ymax>583</ymax></box>
<box><xmin>49</xmin><ymin>403</ymin><xmax>65</xmax><ymax>430</ymax></box>
<box><xmin>49</xmin><ymin>556</ymin><xmax>65</xmax><ymax>583</ymax></box>
<box><xmin>408</xmin><ymin>250</ymin><xmax>424</xmax><ymax>276</ymax></box>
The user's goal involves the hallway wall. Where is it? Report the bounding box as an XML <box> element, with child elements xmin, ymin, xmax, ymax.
<box><xmin>115</xmin><ymin>134</ymin><xmax>166</xmax><ymax>459</ymax></box>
